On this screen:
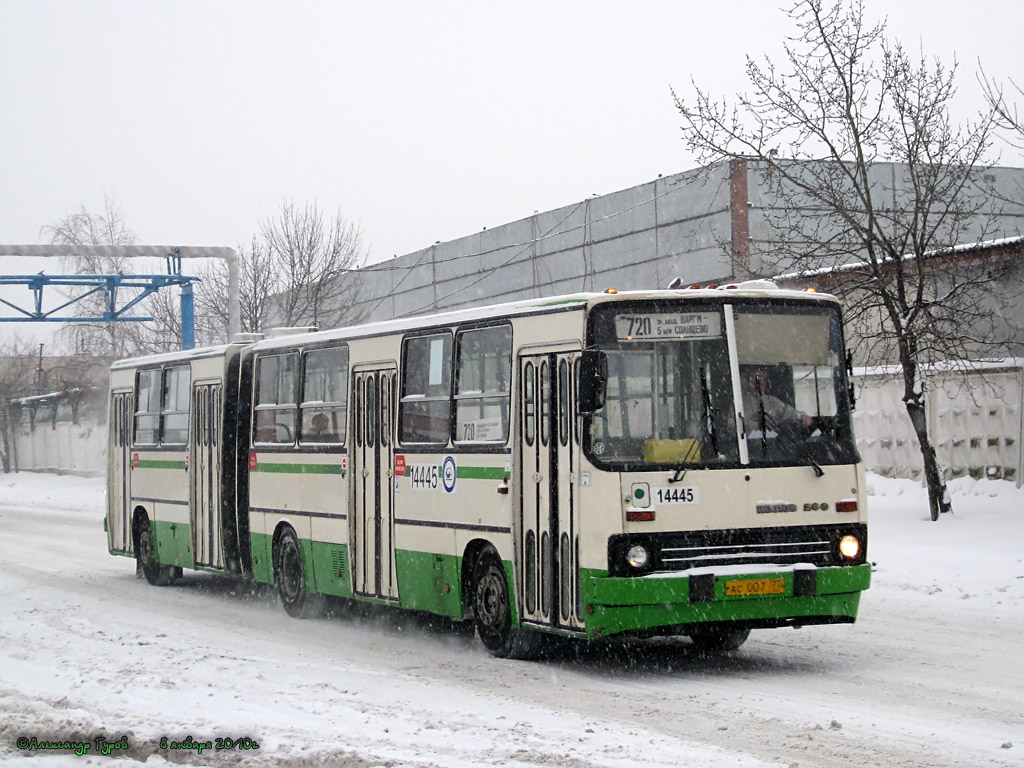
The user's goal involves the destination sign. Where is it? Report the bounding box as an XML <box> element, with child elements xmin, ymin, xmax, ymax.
<box><xmin>614</xmin><ymin>312</ymin><xmax>722</xmax><ymax>341</ymax></box>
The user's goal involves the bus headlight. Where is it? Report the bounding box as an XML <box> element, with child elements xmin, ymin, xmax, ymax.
<box><xmin>626</xmin><ymin>544</ymin><xmax>650</xmax><ymax>570</ymax></box>
<box><xmin>838</xmin><ymin>534</ymin><xmax>861</xmax><ymax>561</ymax></box>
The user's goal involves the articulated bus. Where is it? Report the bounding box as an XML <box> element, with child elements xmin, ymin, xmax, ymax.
<box><xmin>106</xmin><ymin>282</ymin><xmax>869</xmax><ymax>658</ymax></box>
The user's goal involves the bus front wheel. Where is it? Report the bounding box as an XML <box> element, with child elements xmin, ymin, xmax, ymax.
<box><xmin>273</xmin><ymin>527</ymin><xmax>325</xmax><ymax>619</ymax></box>
<box><xmin>472</xmin><ymin>551</ymin><xmax>543</xmax><ymax>659</ymax></box>
<box><xmin>688</xmin><ymin>625</ymin><xmax>750</xmax><ymax>652</ymax></box>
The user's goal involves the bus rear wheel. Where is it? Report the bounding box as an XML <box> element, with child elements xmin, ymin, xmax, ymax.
<box><xmin>273</xmin><ymin>527</ymin><xmax>325</xmax><ymax>619</ymax></box>
<box><xmin>133</xmin><ymin>513</ymin><xmax>176</xmax><ymax>586</ymax></box>
<box><xmin>472</xmin><ymin>551</ymin><xmax>543</xmax><ymax>660</ymax></box>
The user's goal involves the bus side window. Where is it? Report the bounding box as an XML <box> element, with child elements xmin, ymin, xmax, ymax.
<box><xmin>454</xmin><ymin>324</ymin><xmax>512</xmax><ymax>445</ymax></box>
<box><xmin>540</xmin><ymin>360</ymin><xmax>551</xmax><ymax>447</ymax></box>
<box><xmin>160</xmin><ymin>365</ymin><xmax>190</xmax><ymax>444</ymax></box>
<box><xmin>134</xmin><ymin>369</ymin><xmax>160</xmax><ymax>446</ymax></box>
<box><xmin>558</xmin><ymin>358</ymin><xmax>569</xmax><ymax>447</ymax></box>
<box><xmin>399</xmin><ymin>332</ymin><xmax>452</xmax><ymax>445</ymax></box>
<box><xmin>524</xmin><ymin>362</ymin><xmax>536</xmax><ymax>447</ymax></box>
<box><xmin>254</xmin><ymin>353</ymin><xmax>299</xmax><ymax>445</ymax></box>
<box><xmin>299</xmin><ymin>346</ymin><xmax>348</xmax><ymax>446</ymax></box>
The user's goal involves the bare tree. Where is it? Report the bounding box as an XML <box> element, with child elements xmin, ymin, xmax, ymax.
<box><xmin>200</xmin><ymin>200</ymin><xmax>367</xmax><ymax>337</ymax></box>
<box><xmin>673</xmin><ymin>0</ymin><xmax>1015</xmax><ymax>520</ymax></box>
<box><xmin>40</xmin><ymin>197</ymin><xmax>144</xmax><ymax>357</ymax></box>
<box><xmin>981</xmin><ymin>72</ymin><xmax>1024</xmax><ymax>149</ymax></box>
<box><xmin>40</xmin><ymin>199</ymin><xmax>206</xmax><ymax>355</ymax></box>
<box><xmin>195</xmin><ymin>234</ymin><xmax>277</xmax><ymax>337</ymax></box>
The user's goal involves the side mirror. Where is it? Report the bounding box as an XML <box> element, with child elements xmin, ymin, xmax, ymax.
<box><xmin>578</xmin><ymin>349</ymin><xmax>608</xmax><ymax>413</ymax></box>
<box><xmin>846</xmin><ymin>350</ymin><xmax>856</xmax><ymax>410</ymax></box>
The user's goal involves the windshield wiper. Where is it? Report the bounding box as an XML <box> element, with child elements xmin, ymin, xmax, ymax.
<box><xmin>699</xmin><ymin>364</ymin><xmax>719</xmax><ymax>456</ymax></box>
<box><xmin>668</xmin><ymin>365</ymin><xmax>718</xmax><ymax>485</ymax></box>
<box><xmin>766</xmin><ymin>407</ymin><xmax>825</xmax><ymax>478</ymax></box>
<box><xmin>754</xmin><ymin>386</ymin><xmax>769</xmax><ymax>458</ymax></box>
<box><xmin>750</xmin><ymin>384</ymin><xmax>824</xmax><ymax>477</ymax></box>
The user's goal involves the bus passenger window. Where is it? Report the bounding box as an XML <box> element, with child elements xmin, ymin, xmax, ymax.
<box><xmin>524</xmin><ymin>362</ymin><xmax>536</xmax><ymax>447</ymax></box>
<box><xmin>254</xmin><ymin>353</ymin><xmax>298</xmax><ymax>445</ymax></box>
<box><xmin>300</xmin><ymin>346</ymin><xmax>348</xmax><ymax>446</ymax></box>
<box><xmin>400</xmin><ymin>333</ymin><xmax>452</xmax><ymax>445</ymax></box>
<box><xmin>160</xmin><ymin>365</ymin><xmax>190</xmax><ymax>444</ymax></box>
<box><xmin>540</xmin><ymin>361</ymin><xmax>551</xmax><ymax>447</ymax></box>
<box><xmin>454</xmin><ymin>325</ymin><xmax>511</xmax><ymax>444</ymax></box>
<box><xmin>558</xmin><ymin>359</ymin><xmax>569</xmax><ymax>447</ymax></box>
<box><xmin>134</xmin><ymin>369</ymin><xmax>160</xmax><ymax>445</ymax></box>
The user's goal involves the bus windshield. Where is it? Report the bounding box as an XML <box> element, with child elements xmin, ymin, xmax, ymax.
<box><xmin>585</xmin><ymin>302</ymin><xmax>739</xmax><ymax>468</ymax></box>
<box><xmin>735</xmin><ymin>303</ymin><xmax>858</xmax><ymax>467</ymax></box>
<box><xmin>584</xmin><ymin>299</ymin><xmax>857</xmax><ymax>470</ymax></box>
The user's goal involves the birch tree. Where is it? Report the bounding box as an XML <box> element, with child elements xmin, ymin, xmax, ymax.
<box><xmin>41</xmin><ymin>198</ymin><xmax>140</xmax><ymax>357</ymax></box>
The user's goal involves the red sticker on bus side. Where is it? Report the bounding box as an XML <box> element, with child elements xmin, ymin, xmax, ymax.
<box><xmin>249</xmin><ymin>451</ymin><xmax>257</xmax><ymax>470</ymax></box>
<box><xmin>394</xmin><ymin>455</ymin><xmax>406</xmax><ymax>476</ymax></box>
<box><xmin>132</xmin><ymin>452</ymin><xmax>139</xmax><ymax>469</ymax></box>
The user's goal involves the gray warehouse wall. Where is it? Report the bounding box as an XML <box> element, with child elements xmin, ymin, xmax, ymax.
<box><xmin>308</xmin><ymin>158</ymin><xmax>1024</xmax><ymax>328</ymax></box>
<box><xmin>345</xmin><ymin>162</ymin><xmax>740</xmax><ymax>325</ymax></box>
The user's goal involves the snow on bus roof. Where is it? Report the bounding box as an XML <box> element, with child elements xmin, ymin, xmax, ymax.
<box><xmin>109</xmin><ymin>341</ymin><xmax>246</xmax><ymax>370</ymax></box>
<box><xmin>251</xmin><ymin>285</ymin><xmax>837</xmax><ymax>352</ymax></box>
<box><xmin>110</xmin><ymin>285</ymin><xmax>838</xmax><ymax>366</ymax></box>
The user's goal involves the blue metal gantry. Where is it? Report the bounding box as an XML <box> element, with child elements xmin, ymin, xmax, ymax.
<box><xmin>0</xmin><ymin>246</ymin><xmax>229</xmax><ymax>350</ymax></box>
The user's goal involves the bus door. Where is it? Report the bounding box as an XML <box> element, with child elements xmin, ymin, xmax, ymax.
<box><xmin>351</xmin><ymin>366</ymin><xmax>399</xmax><ymax>601</ymax></box>
<box><xmin>517</xmin><ymin>350</ymin><xmax>583</xmax><ymax>631</ymax></box>
<box><xmin>190</xmin><ymin>382</ymin><xmax>224</xmax><ymax>569</ymax></box>
<box><xmin>107</xmin><ymin>391</ymin><xmax>133</xmax><ymax>554</ymax></box>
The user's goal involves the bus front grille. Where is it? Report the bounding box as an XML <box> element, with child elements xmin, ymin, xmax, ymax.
<box><xmin>607</xmin><ymin>523</ymin><xmax>867</xmax><ymax>577</ymax></box>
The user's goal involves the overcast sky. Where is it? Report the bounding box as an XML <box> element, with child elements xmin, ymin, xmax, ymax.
<box><xmin>2</xmin><ymin>0</ymin><xmax>1021</xmax><ymax>290</ymax></box>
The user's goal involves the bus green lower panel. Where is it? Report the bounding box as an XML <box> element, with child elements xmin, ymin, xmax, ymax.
<box><xmin>250</xmin><ymin>535</ymin><xmax>464</xmax><ymax>613</ymax></box>
<box><xmin>153</xmin><ymin>520</ymin><xmax>195</xmax><ymax>570</ymax></box>
<box><xmin>395</xmin><ymin>550</ymin><xmax>464</xmax><ymax>618</ymax></box>
<box><xmin>309</xmin><ymin>541</ymin><xmax>354</xmax><ymax>598</ymax></box>
<box><xmin>250</xmin><ymin>532</ymin><xmax>274</xmax><ymax>585</ymax></box>
<box><xmin>249</xmin><ymin>534</ymin><xmax>355</xmax><ymax>599</ymax></box>
<box><xmin>582</xmin><ymin>564</ymin><xmax>871</xmax><ymax>640</ymax></box>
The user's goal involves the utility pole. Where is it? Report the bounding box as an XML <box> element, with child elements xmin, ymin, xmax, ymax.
<box><xmin>36</xmin><ymin>343</ymin><xmax>44</xmax><ymax>396</ymax></box>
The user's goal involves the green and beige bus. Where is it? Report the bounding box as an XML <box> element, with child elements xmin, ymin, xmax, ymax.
<box><xmin>106</xmin><ymin>282</ymin><xmax>869</xmax><ymax>658</ymax></box>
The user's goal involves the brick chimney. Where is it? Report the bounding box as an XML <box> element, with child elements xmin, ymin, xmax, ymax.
<box><xmin>729</xmin><ymin>158</ymin><xmax>751</xmax><ymax>278</ymax></box>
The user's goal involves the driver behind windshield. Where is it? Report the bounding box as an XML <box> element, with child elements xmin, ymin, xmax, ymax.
<box><xmin>741</xmin><ymin>366</ymin><xmax>813</xmax><ymax>433</ymax></box>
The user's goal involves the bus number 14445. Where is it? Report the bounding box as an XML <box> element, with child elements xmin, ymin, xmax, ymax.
<box><xmin>653</xmin><ymin>486</ymin><xmax>699</xmax><ymax>504</ymax></box>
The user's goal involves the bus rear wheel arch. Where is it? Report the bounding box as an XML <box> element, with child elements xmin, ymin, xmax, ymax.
<box><xmin>272</xmin><ymin>525</ymin><xmax>325</xmax><ymax>619</ymax></box>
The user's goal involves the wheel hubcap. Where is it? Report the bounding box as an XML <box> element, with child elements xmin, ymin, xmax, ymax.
<box><xmin>281</xmin><ymin>542</ymin><xmax>302</xmax><ymax>600</ymax></box>
<box><xmin>138</xmin><ymin>528</ymin><xmax>152</xmax><ymax>564</ymax></box>
<box><xmin>477</xmin><ymin>569</ymin><xmax>506</xmax><ymax>631</ymax></box>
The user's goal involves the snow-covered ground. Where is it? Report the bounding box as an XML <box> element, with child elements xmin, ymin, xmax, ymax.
<box><xmin>0</xmin><ymin>471</ymin><xmax>1021</xmax><ymax>768</ymax></box>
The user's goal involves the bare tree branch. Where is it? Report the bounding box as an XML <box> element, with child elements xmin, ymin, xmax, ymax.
<box><xmin>674</xmin><ymin>0</ymin><xmax>1018</xmax><ymax>520</ymax></box>
<box><xmin>201</xmin><ymin>200</ymin><xmax>368</xmax><ymax>337</ymax></box>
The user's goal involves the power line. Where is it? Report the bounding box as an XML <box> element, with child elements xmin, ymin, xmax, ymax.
<box><xmin>347</xmin><ymin>163</ymin><xmax>726</xmax><ymax>278</ymax></box>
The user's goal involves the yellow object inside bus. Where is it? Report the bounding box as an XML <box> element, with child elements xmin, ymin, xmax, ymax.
<box><xmin>643</xmin><ymin>439</ymin><xmax>701</xmax><ymax>463</ymax></box>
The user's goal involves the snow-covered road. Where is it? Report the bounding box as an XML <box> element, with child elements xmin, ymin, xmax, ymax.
<box><xmin>1</xmin><ymin>472</ymin><xmax>1021</xmax><ymax>768</ymax></box>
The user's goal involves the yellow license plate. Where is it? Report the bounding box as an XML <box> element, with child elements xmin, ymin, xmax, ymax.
<box><xmin>724</xmin><ymin>578</ymin><xmax>786</xmax><ymax>597</ymax></box>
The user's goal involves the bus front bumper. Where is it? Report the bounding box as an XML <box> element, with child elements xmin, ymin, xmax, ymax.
<box><xmin>581</xmin><ymin>563</ymin><xmax>871</xmax><ymax>640</ymax></box>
